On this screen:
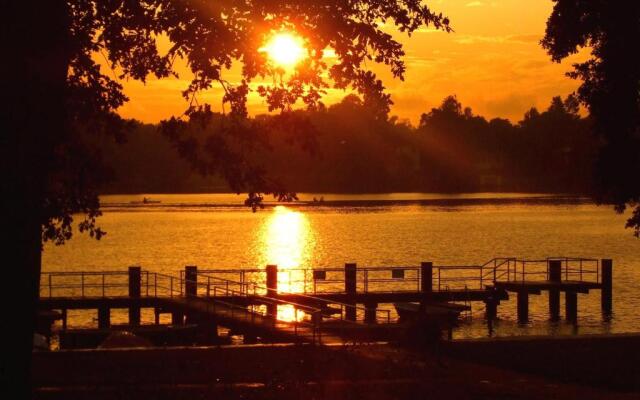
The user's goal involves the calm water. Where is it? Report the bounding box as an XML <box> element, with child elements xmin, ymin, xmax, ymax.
<box><xmin>42</xmin><ymin>193</ymin><xmax>640</xmax><ymax>339</ymax></box>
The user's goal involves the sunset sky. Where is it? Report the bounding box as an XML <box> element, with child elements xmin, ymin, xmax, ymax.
<box><xmin>117</xmin><ymin>0</ymin><xmax>588</xmax><ymax>125</ymax></box>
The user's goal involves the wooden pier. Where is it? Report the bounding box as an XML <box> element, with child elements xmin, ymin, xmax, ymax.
<box><xmin>38</xmin><ymin>257</ymin><xmax>613</xmax><ymax>346</ymax></box>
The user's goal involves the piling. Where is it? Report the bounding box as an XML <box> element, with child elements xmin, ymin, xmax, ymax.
<box><xmin>171</xmin><ymin>311</ymin><xmax>184</xmax><ymax>325</ymax></box>
<box><xmin>421</xmin><ymin>262</ymin><xmax>433</xmax><ymax>293</ymax></box>
<box><xmin>601</xmin><ymin>259</ymin><xmax>613</xmax><ymax>315</ymax></box>
<box><xmin>244</xmin><ymin>333</ymin><xmax>258</xmax><ymax>344</ymax></box>
<box><xmin>98</xmin><ymin>306</ymin><xmax>110</xmax><ymax>329</ymax></box>
<box><xmin>185</xmin><ymin>265</ymin><xmax>197</xmax><ymax>298</ymax></box>
<box><xmin>517</xmin><ymin>291</ymin><xmax>529</xmax><ymax>323</ymax></box>
<box><xmin>548</xmin><ymin>260</ymin><xmax>561</xmax><ymax>321</ymax></box>
<box><xmin>420</xmin><ymin>261</ymin><xmax>433</xmax><ymax>310</ymax></box>
<box><xmin>364</xmin><ymin>302</ymin><xmax>378</xmax><ymax>324</ymax></box>
<box><xmin>345</xmin><ymin>263</ymin><xmax>357</xmax><ymax>321</ymax></box>
<box><xmin>566</xmin><ymin>291</ymin><xmax>578</xmax><ymax>322</ymax></box>
<box><xmin>484</xmin><ymin>298</ymin><xmax>497</xmax><ymax>320</ymax></box>
<box><xmin>266</xmin><ymin>264</ymin><xmax>278</xmax><ymax>318</ymax></box>
<box><xmin>128</xmin><ymin>266</ymin><xmax>141</xmax><ymax>326</ymax></box>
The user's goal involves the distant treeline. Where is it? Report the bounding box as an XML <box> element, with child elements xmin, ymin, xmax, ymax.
<box><xmin>100</xmin><ymin>94</ymin><xmax>595</xmax><ymax>194</ymax></box>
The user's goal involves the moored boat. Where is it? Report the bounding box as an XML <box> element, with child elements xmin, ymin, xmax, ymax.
<box><xmin>394</xmin><ymin>301</ymin><xmax>470</xmax><ymax>321</ymax></box>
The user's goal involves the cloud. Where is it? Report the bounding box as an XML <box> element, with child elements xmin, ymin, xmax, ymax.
<box><xmin>415</xmin><ymin>27</ymin><xmax>445</xmax><ymax>34</ymax></box>
<box><xmin>453</xmin><ymin>34</ymin><xmax>542</xmax><ymax>45</ymax></box>
<box><xmin>483</xmin><ymin>93</ymin><xmax>537</xmax><ymax>119</ymax></box>
<box><xmin>465</xmin><ymin>1</ymin><xmax>485</xmax><ymax>7</ymax></box>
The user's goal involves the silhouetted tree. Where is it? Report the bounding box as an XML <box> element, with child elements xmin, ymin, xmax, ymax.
<box><xmin>1</xmin><ymin>0</ymin><xmax>450</xmax><ymax>395</ymax></box>
<box><xmin>96</xmin><ymin>93</ymin><xmax>595</xmax><ymax>195</ymax></box>
<box><xmin>543</xmin><ymin>1</ymin><xmax>640</xmax><ymax>235</ymax></box>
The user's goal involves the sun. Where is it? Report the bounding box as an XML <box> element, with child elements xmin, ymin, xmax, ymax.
<box><xmin>261</xmin><ymin>32</ymin><xmax>307</xmax><ymax>68</ymax></box>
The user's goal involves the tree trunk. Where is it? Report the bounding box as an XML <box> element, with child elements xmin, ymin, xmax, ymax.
<box><xmin>0</xmin><ymin>1</ymin><xmax>70</xmax><ymax>397</ymax></box>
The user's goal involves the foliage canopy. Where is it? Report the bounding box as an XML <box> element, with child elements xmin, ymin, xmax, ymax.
<box><xmin>542</xmin><ymin>1</ymin><xmax>640</xmax><ymax>235</ymax></box>
<box><xmin>45</xmin><ymin>0</ymin><xmax>450</xmax><ymax>243</ymax></box>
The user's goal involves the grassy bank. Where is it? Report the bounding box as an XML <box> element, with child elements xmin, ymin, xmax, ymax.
<box><xmin>32</xmin><ymin>335</ymin><xmax>640</xmax><ymax>399</ymax></box>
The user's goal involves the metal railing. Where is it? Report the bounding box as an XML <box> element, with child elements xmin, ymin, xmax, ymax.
<box><xmin>488</xmin><ymin>257</ymin><xmax>600</xmax><ymax>284</ymax></box>
<box><xmin>40</xmin><ymin>271</ymin><xmax>139</xmax><ymax>298</ymax></box>
<box><xmin>191</xmin><ymin>272</ymin><xmax>393</xmax><ymax>324</ymax></box>
<box><xmin>41</xmin><ymin>257</ymin><xmax>601</xmax><ymax>301</ymax></box>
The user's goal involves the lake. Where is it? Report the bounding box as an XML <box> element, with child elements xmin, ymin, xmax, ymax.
<box><xmin>42</xmin><ymin>193</ymin><xmax>640</xmax><ymax>339</ymax></box>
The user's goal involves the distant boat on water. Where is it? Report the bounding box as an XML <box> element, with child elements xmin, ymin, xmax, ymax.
<box><xmin>130</xmin><ymin>197</ymin><xmax>161</xmax><ymax>204</ymax></box>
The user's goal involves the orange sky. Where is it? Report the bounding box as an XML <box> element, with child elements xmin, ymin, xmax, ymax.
<box><xmin>116</xmin><ymin>0</ymin><xmax>587</xmax><ymax>125</ymax></box>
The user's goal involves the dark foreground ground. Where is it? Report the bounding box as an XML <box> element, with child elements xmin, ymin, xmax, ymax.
<box><xmin>32</xmin><ymin>334</ymin><xmax>640</xmax><ymax>399</ymax></box>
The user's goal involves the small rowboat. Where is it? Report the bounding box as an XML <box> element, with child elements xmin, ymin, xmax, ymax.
<box><xmin>394</xmin><ymin>302</ymin><xmax>470</xmax><ymax>321</ymax></box>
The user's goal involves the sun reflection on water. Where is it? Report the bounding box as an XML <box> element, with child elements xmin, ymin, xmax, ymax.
<box><xmin>259</xmin><ymin>206</ymin><xmax>314</xmax><ymax>321</ymax></box>
<box><xmin>261</xmin><ymin>205</ymin><xmax>314</xmax><ymax>292</ymax></box>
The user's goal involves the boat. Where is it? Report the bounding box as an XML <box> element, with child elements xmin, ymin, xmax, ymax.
<box><xmin>129</xmin><ymin>197</ymin><xmax>161</xmax><ymax>204</ymax></box>
<box><xmin>394</xmin><ymin>301</ymin><xmax>470</xmax><ymax>322</ymax></box>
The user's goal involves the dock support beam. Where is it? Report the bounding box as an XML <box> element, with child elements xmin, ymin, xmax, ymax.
<box><xmin>517</xmin><ymin>291</ymin><xmax>529</xmax><ymax>323</ymax></box>
<box><xmin>364</xmin><ymin>302</ymin><xmax>378</xmax><ymax>324</ymax></box>
<box><xmin>484</xmin><ymin>299</ymin><xmax>497</xmax><ymax>320</ymax></box>
<box><xmin>420</xmin><ymin>261</ymin><xmax>433</xmax><ymax>309</ymax></box>
<box><xmin>548</xmin><ymin>260</ymin><xmax>561</xmax><ymax>321</ymax></box>
<box><xmin>128</xmin><ymin>266</ymin><xmax>141</xmax><ymax>326</ymax></box>
<box><xmin>98</xmin><ymin>307</ymin><xmax>110</xmax><ymax>329</ymax></box>
<box><xmin>421</xmin><ymin>261</ymin><xmax>433</xmax><ymax>293</ymax></box>
<box><xmin>171</xmin><ymin>311</ymin><xmax>183</xmax><ymax>325</ymax></box>
<box><xmin>244</xmin><ymin>332</ymin><xmax>258</xmax><ymax>344</ymax></box>
<box><xmin>566</xmin><ymin>291</ymin><xmax>578</xmax><ymax>322</ymax></box>
<box><xmin>184</xmin><ymin>265</ymin><xmax>198</xmax><ymax>324</ymax></box>
<box><xmin>345</xmin><ymin>263</ymin><xmax>357</xmax><ymax>322</ymax></box>
<box><xmin>185</xmin><ymin>265</ymin><xmax>197</xmax><ymax>298</ymax></box>
<box><xmin>601</xmin><ymin>259</ymin><xmax>613</xmax><ymax>316</ymax></box>
<box><xmin>266</xmin><ymin>264</ymin><xmax>278</xmax><ymax>318</ymax></box>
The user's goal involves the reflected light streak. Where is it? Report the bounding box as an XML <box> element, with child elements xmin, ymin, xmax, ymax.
<box><xmin>260</xmin><ymin>206</ymin><xmax>314</xmax><ymax>321</ymax></box>
<box><xmin>262</xmin><ymin>206</ymin><xmax>313</xmax><ymax>321</ymax></box>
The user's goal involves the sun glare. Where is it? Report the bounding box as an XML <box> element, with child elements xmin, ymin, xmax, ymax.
<box><xmin>262</xmin><ymin>32</ymin><xmax>307</xmax><ymax>68</ymax></box>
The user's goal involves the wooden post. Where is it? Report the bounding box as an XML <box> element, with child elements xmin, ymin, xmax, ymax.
<box><xmin>420</xmin><ymin>261</ymin><xmax>433</xmax><ymax>311</ymax></box>
<box><xmin>364</xmin><ymin>302</ymin><xmax>378</xmax><ymax>324</ymax></box>
<box><xmin>61</xmin><ymin>309</ymin><xmax>67</xmax><ymax>331</ymax></box>
<box><xmin>421</xmin><ymin>262</ymin><xmax>433</xmax><ymax>293</ymax></box>
<box><xmin>266</xmin><ymin>264</ymin><xmax>278</xmax><ymax>318</ymax></box>
<box><xmin>601</xmin><ymin>259</ymin><xmax>613</xmax><ymax>315</ymax></box>
<box><xmin>128</xmin><ymin>266</ymin><xmax>141</xmax><ymax>326</ymax></box>
<box><xmin>185</xmin><ymin>265</ymin><xmax>197</xmax><ymax>298</ymax></box>
<box><xmin>484</xmin><ymin>299</ymin><xmax>497</xmax><ymax>320</ymax></box>
<box><xmin>243</xmin><ymin>333</ymin><xmax>258</xmax><ymax>344</ymax></box>
<box><xmin>171</xmin><ymin>311</ymin><xmax>183</xmax><ymax>325</ymax></box>
<box><xmin>154</xmin><ymin>308</ymin><xmax>160</xmax><ymax>325</ymax></box>
<box><xmin>98</xmin><ymin>306</ymin><xmax>110</xmax><ymax>329</ymax></box>
<box><xmin>517</xmin><ymin>291</ymin><xmax>529</xmax><ymax>323</ymax></box>
<box><xmin>184</xmin><ymin>266</ymin><xmax>198</xmax><ymax>323</ymax></box>
<box><xmin>202</xmin><ymin>320</ymin><xmax>219</xmax><ymax>345</ymax></box>
<box><xmin>566</xmin><ymin>291</ymin><xmax>578</xmax><ymax>322</ymax></box>
<box><xmin>345</xmin><ymin>263</ymin><xmax>357</xmax><ymax>321</ymax></box>
<box><xmin>548</xmin><ymin>260</ymin><xmax>561</xmax><ymax>321</ymax></box>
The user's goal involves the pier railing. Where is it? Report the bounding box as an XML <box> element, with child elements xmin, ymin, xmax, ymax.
<box><xmin>41</xmin><ymin>257</ymin><xmax>601</xmax><ymax>301</ymax></box>
<box><xmin>187</xmin><ymin>257</ymin><xmax>601</xmax><ymax>293</ymax></box>
<box><xmin>40</xmin><ymin>271</ymin><xmax>141</xmax><ymax>298</ymax></box>
<box><xmin>39</xmin><ymin>269</ymin><xmax>388</xmax><ymax>332</ymax></box>
<box><xmin>41</xmin><ymin>257</ymin><xmax>602</xmax><ymax>301</ymax></box>
<box><xmin>187</xmin><ymin>271</ymin><xmax>392</xmax><ymax>324</ymax></box>
<box><xmin>489</xmin><ymin>257</ymin><xmax>600</xmax><ymax>284</ymax></box>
